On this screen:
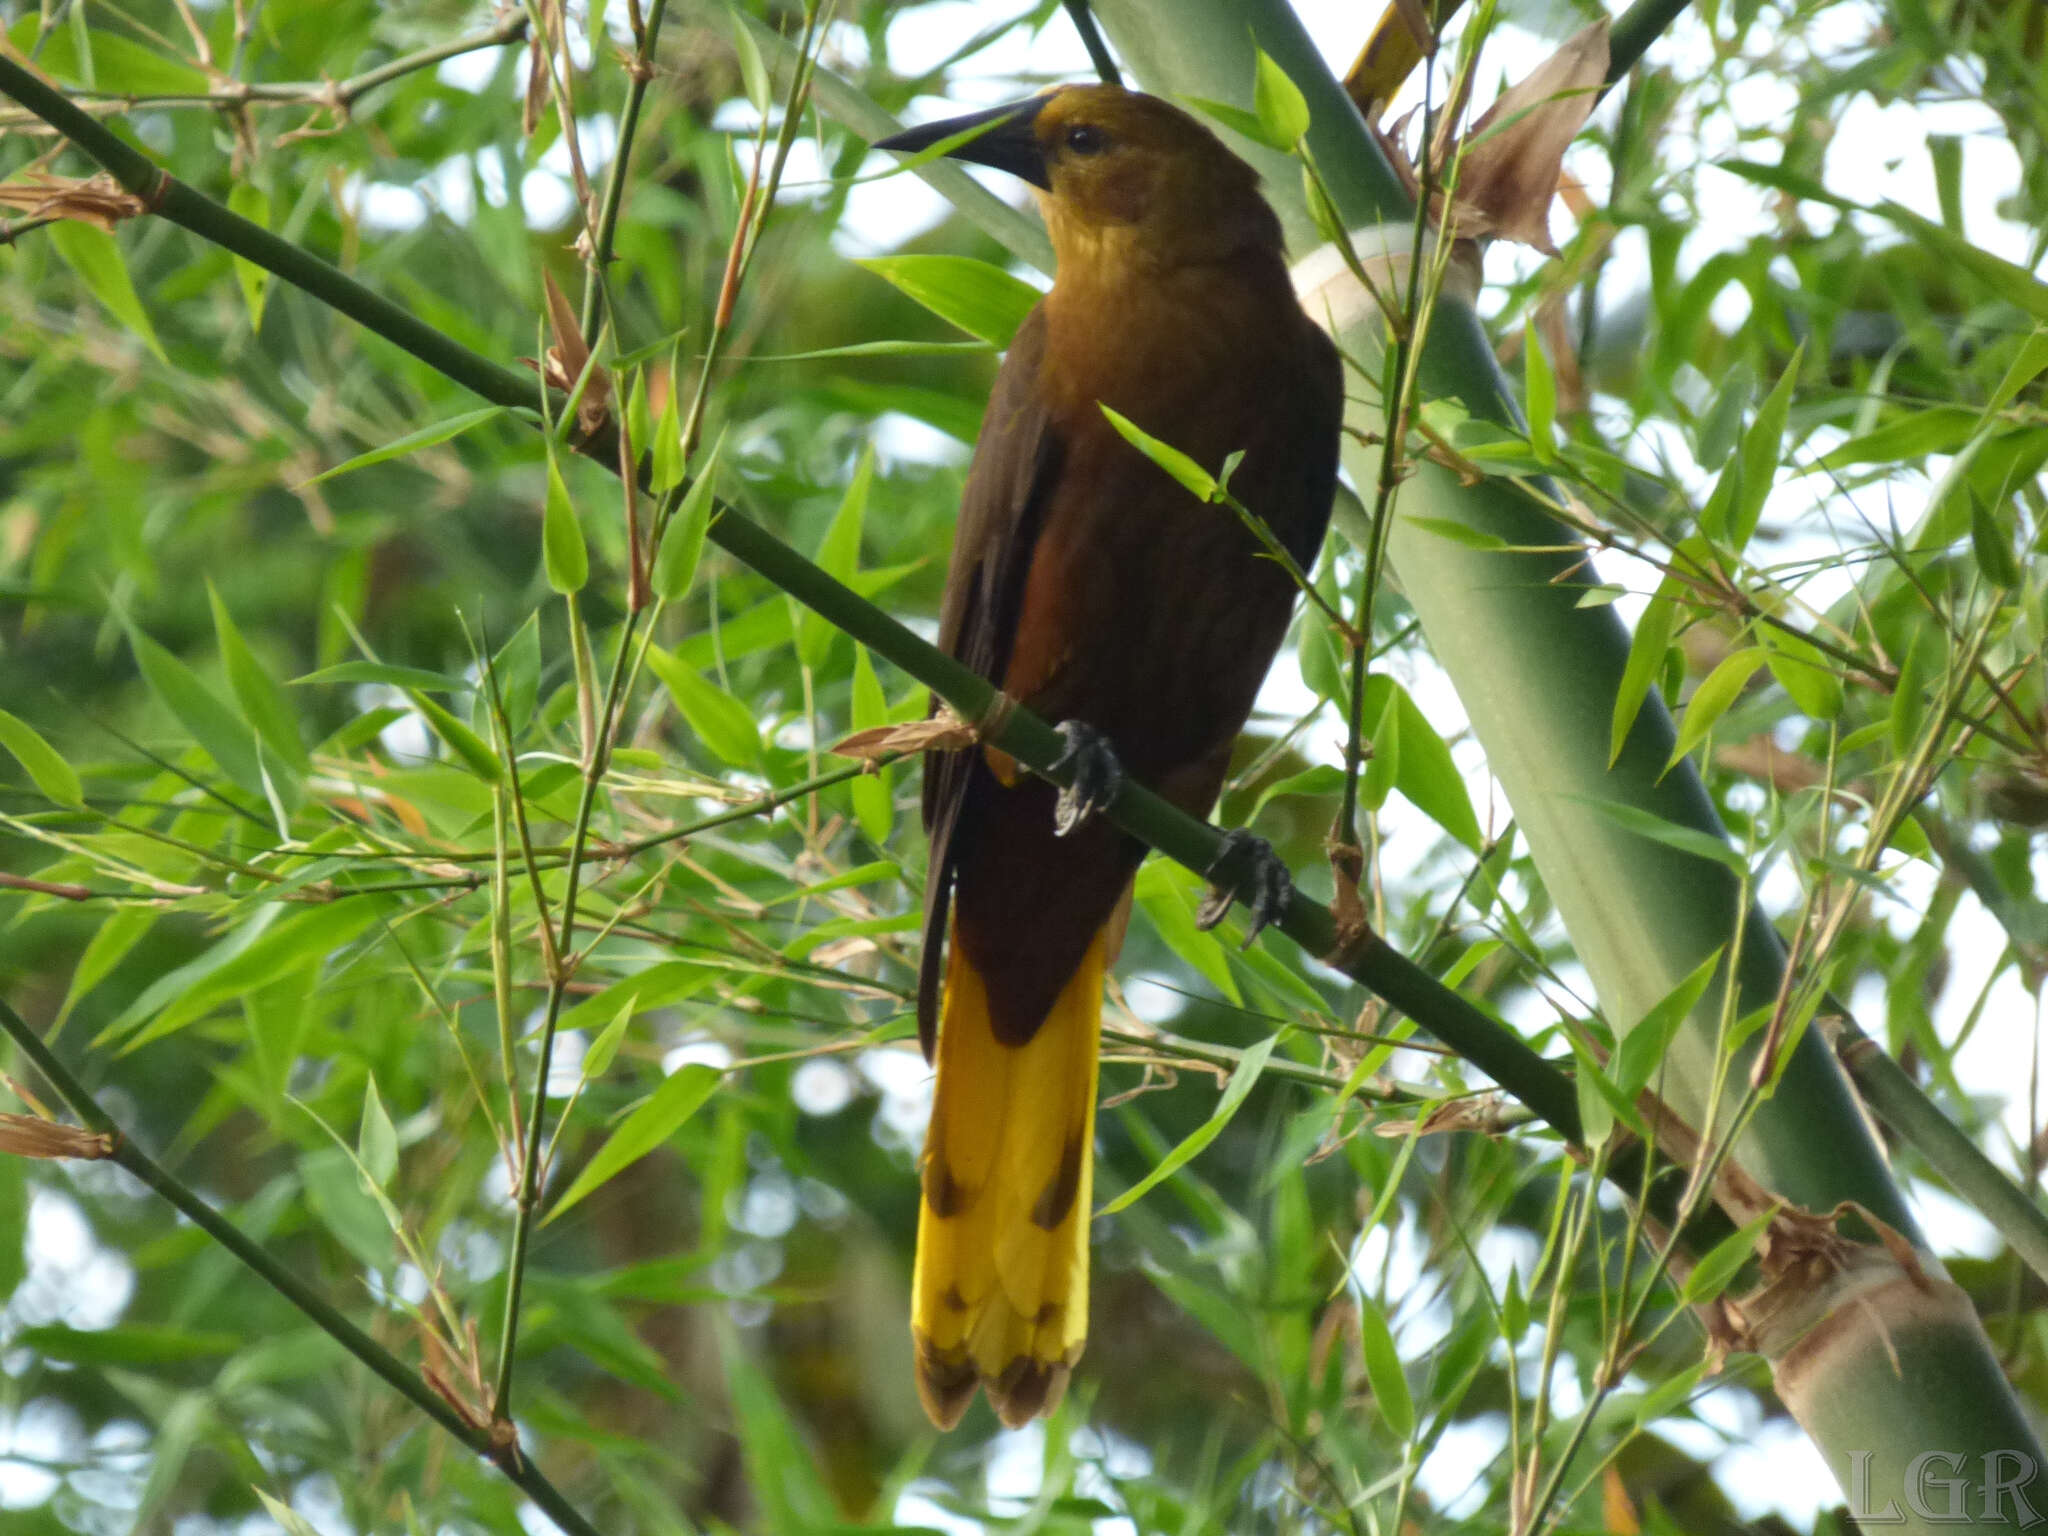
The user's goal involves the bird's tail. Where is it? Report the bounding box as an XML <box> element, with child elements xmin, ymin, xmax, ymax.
<box><xmin>911</xmin><ymin>926</ymin><xmax>1105</xmax><ymax>1430</ymax></box>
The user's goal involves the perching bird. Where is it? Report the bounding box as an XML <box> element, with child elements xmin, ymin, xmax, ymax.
<box><xmin>875</xmin><ymin>85</ymin><xmax>1343</xmax><ymax>1430</ymax></box>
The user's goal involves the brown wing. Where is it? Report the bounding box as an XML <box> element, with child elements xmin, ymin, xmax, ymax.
<box><xmin>918</xmin><ymin>305</ymin><xmax>1063</xmax><ymax>1058</ymax></box>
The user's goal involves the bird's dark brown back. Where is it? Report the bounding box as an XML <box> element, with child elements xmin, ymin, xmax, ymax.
<box><xmin>918</xmin><ymin>92</ymin><xmax>1344</xmax><ymax>1050</ymax></box>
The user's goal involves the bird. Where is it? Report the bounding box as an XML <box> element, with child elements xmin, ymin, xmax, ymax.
<box><xmin>873</xmin><ymin>84</ymin><xmax>1343</xmax><ymax>1430</ymax></box>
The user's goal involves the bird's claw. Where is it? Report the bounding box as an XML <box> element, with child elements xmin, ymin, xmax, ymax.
<box><xmin>1196</xmin><ymin>829</ymin><xmax>1293</xmax><ymax>947</ymax></box>
<box><xmin>1050</xmin><ymin>720</ymin><xmax>1124</xmax><ymax>836</ymax></box>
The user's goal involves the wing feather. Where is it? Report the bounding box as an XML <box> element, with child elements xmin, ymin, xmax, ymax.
<box><xmin>918</xmin><ymin>306</ymin><xmax>1064</xmax><ymax>1058</ymax></box>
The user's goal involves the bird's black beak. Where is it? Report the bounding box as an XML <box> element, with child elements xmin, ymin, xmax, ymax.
<box><xmin>873</xmin><ymin>97</ymin><xmax>1052</xmax><ymax>190</ymax></box>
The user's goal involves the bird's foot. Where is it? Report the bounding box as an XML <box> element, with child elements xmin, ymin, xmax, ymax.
<box><xmin>1050</xmin><ymin>720</ymin><xmax>1124</xmax><ymax>836</ymax></box>
<box><xmin>1196</xmin><ymin>829</ymin><xmax>1293</xmax><ymax>947</ymax></box>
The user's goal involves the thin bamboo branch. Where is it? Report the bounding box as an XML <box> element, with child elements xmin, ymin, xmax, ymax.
<box><xmin>0</xmin><ymin>996</ymin><xmax>603</xmax><ymax>1536</ymax></box>
<box><xmin>578</xmin><ymin>0</ymin><xmax>670</xmax><ymax>342</ymax></box>
<box><xmin>0</xmin><ymin>14</ymin><xmax>528</xmax><ymax>129</ymax></box>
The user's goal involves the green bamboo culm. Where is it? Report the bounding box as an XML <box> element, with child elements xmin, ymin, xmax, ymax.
<box><xmin>1083</xmin><ymin>1</ymin><xmax>2046</xmax><ymax>1528</ymax></box>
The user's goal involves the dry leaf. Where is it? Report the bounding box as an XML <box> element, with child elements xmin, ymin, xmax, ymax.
<box><xmin>1373</xmin><ymin>21</ymin><xmax>1610</xmax><ymax>255</ymax></box>
<box><xmin>1449</xmin><ymin>21</ymin><xmax>1609</xmax><ymax>252</ymax></box>
<box><xmin>830</xmin><ymin>709</ymin><xmax>977</xmax><ymax>764</ymax></box>
<box><xmin>1374</xmin><ymin>1093</ymin><xmax>1520</xmax><ymax>1139</ymax></box>
<box><xmin>538</xmin><ymin>268</ymin><xmax>612</xmax><ymax>438</ymax></box>
<box><xmin>0</xmin><ymin>1113</ymin><xmax>116</xmax><ymax>1160</ymax></box>
<box><xmin>811</xmin><ymin>936</ymin><xmax>879</xmax><ymax>967</ymax></box>
<box><xmin>0</xmin><ymin>172</ymin><xmax>148</xmax><ymax>231</ymax></box>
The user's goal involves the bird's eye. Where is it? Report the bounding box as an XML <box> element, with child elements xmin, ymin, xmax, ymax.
<box><xmin>1063</xmin><ymin>124</ymin><xmax>1108</xmax><ymax>155</ymax></box>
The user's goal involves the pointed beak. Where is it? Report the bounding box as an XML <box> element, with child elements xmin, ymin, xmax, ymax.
<box><xmin>873</xmin><ymin>97</ymin><xmax>1052</xmax><ymax>190</ymax></box>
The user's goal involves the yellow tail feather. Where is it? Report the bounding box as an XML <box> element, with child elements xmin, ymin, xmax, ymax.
<box><xmin>911</xmin><ymin>927</ymin><xmax>1106</xmax><ymax>1430</ymax></box>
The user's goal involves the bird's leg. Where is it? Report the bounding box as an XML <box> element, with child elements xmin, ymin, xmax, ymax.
<box><xmin>1195</xmin><ymin>828</ymin><xmax>1293</xmax><ymax>946</ymax></box>
<box><xmin>1049</xmin><ymin>720</ymin><xmax>1125</xmax><ymax>836</ymax></box>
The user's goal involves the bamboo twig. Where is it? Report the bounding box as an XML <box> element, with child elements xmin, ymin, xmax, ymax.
<box><xmin>0</xmin><ymin>995</ymin><xmax>604</xmax><ymax>1536</ymax></box>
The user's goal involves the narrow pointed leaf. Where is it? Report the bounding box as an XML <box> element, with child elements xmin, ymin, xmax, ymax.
<box><xmin>1097</xmin><ymin>1033</ymin><xmax>1275</xmax><ymax>1216</ymax></box>
<box><xmin>542</xmin><ymin>443</ymin><xmax>590</xmax><ymax>594</ymax></box>
<box><xmin>546</xmin><ymin>1065</ymin><xmax>720</xmax><ymax>1223</ymax></box>
<box><xmin>0</xmin><ymin>708</ymin><xmax>83</xmax><ymax>808</ymax></box>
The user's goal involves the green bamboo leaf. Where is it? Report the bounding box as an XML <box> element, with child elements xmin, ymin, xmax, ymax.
<box><xmin>124</xmin><ymin>622</ymin><xmax>263</xmax><ymax>795</ymax></box>
<box><xmin>1816</xmin><ymin>406</ymin><xmax>1978</xmax><ymax>469</ymax></box>
<box><xmin>255</xmin><ymin>1490</ymin><xmax>325</xmax><ymax>1536</ymax></box>
<box><xmin>1523</xmin><ymin>325</ymin><xmax>1556</xmax><ymax>462</ymax></box>
<box><xmin>1096</xmin><ymin>1033</ymin><xmax>1275</xmax><ymax>1216</ymax></box>
<box><xmin>13</xmin><ymin>1322</ymin><xmax>241</xmax><ymax>1367</ymax></box>
<box><xmin>625</xmin><ymin>367</ymin><xmax>652</xmax><ymax>456</ymax></box>
<box><xmin>1879</xmin><ymin>200</ymin><xmax>2048</xmax><ymax>323</ymax></box>
<box><xmin>110</xmin><ymin>901</ymin><xmax>385</xmax><ymax>1052</ymax></box>
<box><xmin>546</xmin><ymin>1065</ymin><xmax>720</xmax><ymax>1224</ymax></box>
<box><xmin>1609</xmin><ymin>581</ymin><xmax>1678</xmax><ymax>766</ymax></box>
<box><xmin>1252</xmin><ymin>48</ymin><xmax>1310</xmax><ymax>150</ymax></box>
<box><xmin>291</xmin><ymin>661</ymin><xmax>466</xmax><ymax>693</ymax></box>
<box><xmin>48</xmin><ymin>220</ymin><xmax>164</xmax><ymax>361</ymax></box>
<box><xmin>10</xmin><ymin>17</ymin><xmax>209</xmax><ymax>93</ymax></box>
<box><xmin>652</xmin><ymin>336</ymin><xmax>687</xmax><ymax>493</ymax></box>
<box><xmin>1668</xmin><ymin>649</ymin><xmax>1766</xmax><ymax>767</ymax></box>
<box><xmin>1612</xmin><ymin>947</ymin><xmax>1723</xmax><ymax>1100</ymax></box>
<box><xmin>581</xmin><ymin>998</ymin><xmax>637</xmax><ymax>1082</ymax></box>
<box><xmin>358</xmin><ymin>1076</ymin><xmax>398</xmax><ymax>1190</ymax></box>
<box><xmin>1727</xmin><ymin>343</ymin><xmax>1802</xmax><ymax>551</ymax></box>
<box><xmin>1572</xmin><ymin>1040</ymin><xmax>1618</xmax><ymax>1148</ymax></box>
<box><xmin>1361</xmin><ymin>673</ymin><xmax>1399</xmax><ymax>811</ymax></box>
<box><xmin>715</xmin><ymin>1318</ymin><xmax>840</xmax><ymax>1531</ymax></box>
<box><xmin>298</xmin><ymin>408</ymin><xmax>508</xmax><ymax>486</ymax></box>
<box><xmin>1989</xmin><ymin>327</ymin><xmax>2048</xmax><ymax>412</ymax></box>
<box><xmin>1134</xmin><ymin>862</ymin><xmax>1241</xmax><ymax>1004</ymax></box>
<box><xmin>1758</xmin><ymin>625</ymin><xmax>1843</xmax><ymax>720</ymax></box>
<box><xmin>1696</xmin><ymin>453</ymin><xmax>1741</xmax><ymax>546</ymax></box>
<box><xmin>542</xmin><ymin>442</ymin><xmax>589</xmax><ymax>594</ymax></box>
<box><xmin>1695</xmin><ymin>359</ymin><xmax>1754</xmax><ymax>471</ymax></box>
<box><xmin>1403</xmin><ymin>515</ymin><xmax>1510</xmax><ymax>550</ymax></box>
<box><xmin>1358</xmin><ymin>1298</ymin><xmax>1415</xmax><ymax>1440</ymax></box>
<box><xmin>742</xmin><ymin>339</ymin><xmax>995</xmax><ymax>361</ymax></box>
<box><xmin>798</xmin><ymin>448</ymin><xmax>873</xmax><ymax>670</ymax></box>
<box><xmin>208</xmin><ymin>583</ymin><xmax>308</xmax><ymax>778</ymax></box>
<box><xmin>1969</xmin><ymin>492</ymin><xmax>2022</xmax><ymax>588</ymax></box>
<box><xmin>1098</xmin><ymin>406</ymin><xmax>1218</xmax><ymax>500</ymax></box>
<box><xmin>727</xmin><ymin>3</ymin><xmax>772</xmax><ymax>112</ymax></box>
<box><xmin>1184</xmin><ymin>95</ymin><xmax>1275</xmax><ymax>151</ymax></box>
<box><xmin>1501</xmin><ymin>1265</ymin><xmax>1529</xmax><ymax>1344</ymax></box>
<box><xmin>296</xmin><ymin>1147</ymin><xmax>396</xmax><ymax>1273</ymax></box>
<box><xmin>849</xmin><ymin>645</ymin><xmax>892</xmax><ymax>845</ymax></box>
<box><xmin>0</xmin><ymin>707</ymin><xmax>82</xmax><ymax>808</ymax></box>
<box><xmin>1633</xmin><ymin>1358</ymin><xmax>1710</xmax><ymax>1428</ymax></box>
<box><xmin>644</xmin><ymin>645</ymin><xmax>762</xmax><ymax>766</ymax></box>
<box><xmin>653</xmin><ymin>429</ymin><xmax>725</xmax><ymax>601</ymax></box>
<box><xmin>406</xmin><ymin>691</ymin><xmax>503</xmax><ymax>783</ymax></box>
<box><xmin>1393</xmin><ymin>687</ymin><xmax>1482</xmax><ymax>851</ymax></box>
<box><xmin>855</xmin><ymin>254</ymin><xmax>1042</xmax><ymax>346</ymax></box>
<box><xmin>1248</xmin><ymin>762</ymin><xmax>1345</xmax><ymax>821</ymax></box>
<box><xmin>1890</xmin><ymin>635</ymin><xmax>1928</xmax><ymax>758</ymax></box>
<box><xmin>54</xmin><ymin>906</ymin><xmax>154</xmax><ymax>1033</ymax></box>
<box><xmin>226</xmin><ymin>182</ymin><xmax>271</xmax><ymax>331</ymax></box>
<box><xmin>1681</xmin><ymin>1204</ymin><xmax>1779</xmax><ymax>1304</ymax></box>
<box><xmin>1572</xmin><ymin>797</ymin><xmax>1750</xmax><ymax>875</ymax></box>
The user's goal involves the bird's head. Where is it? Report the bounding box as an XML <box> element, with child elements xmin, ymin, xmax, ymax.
<box><xmin>874</xmin><ymin>85</ymin><xmax>1280</xmax><ymax>271</ymax></box>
